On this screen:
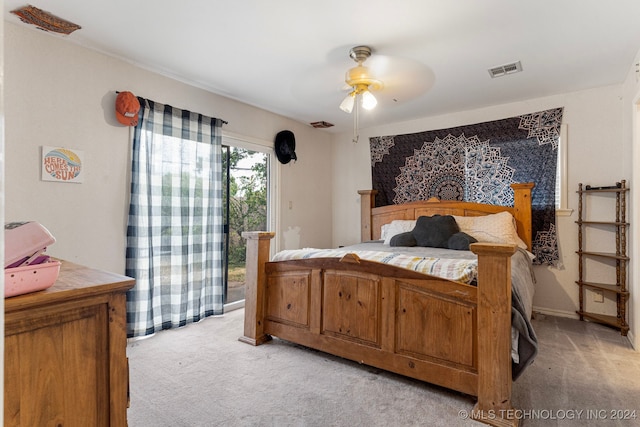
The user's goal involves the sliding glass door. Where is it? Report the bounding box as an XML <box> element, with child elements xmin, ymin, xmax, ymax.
<box><xmin>222</xmin><ymin>144</ymin><xmax>270</xmax><ymax>306</ymax></box>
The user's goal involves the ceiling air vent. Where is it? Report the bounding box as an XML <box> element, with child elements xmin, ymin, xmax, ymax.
<box><xmin>11</xmin><ymin>5</ymin><xmax>81</xmax><ymax>35</ymax></box>
<box><xmin>310</xmin><ymin>121</ymin><xmax>334</xmax><ymax>129</ymax></box>
<box><xmin>488</xmin><ymin>61</ymin><xmax>523</xmax><ymax>78</ymax></box>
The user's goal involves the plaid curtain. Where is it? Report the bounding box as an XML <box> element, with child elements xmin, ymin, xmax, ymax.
<box><xmin>126</xmin><ymin>98</ymin><xmax>224</xmax><ymax>337</ymax></box>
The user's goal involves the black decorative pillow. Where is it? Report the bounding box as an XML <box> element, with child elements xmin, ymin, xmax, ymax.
<box><xmin>390</xmin><ymin>231</ymin><xmax>417</xmax><ymax>247</ymax></box>
<box><xmin>447</xmin><ymin>232</ymin><xmax>478</xmax><ymax>251</ymax></box>
<box><xmin>411</xmin><ymin>215</ymin><xmax>460</xmax><ymax>248</ymax></box>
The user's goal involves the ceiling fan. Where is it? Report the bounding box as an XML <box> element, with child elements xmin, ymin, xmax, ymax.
<box><xmin>290</xmin><ymin>44</ymin><xmax>434</xmax><ymax>138</ymax></box>
<box><xmin>339</xmin><ymin>46</ymin><xmax>383</xmax><ymax>114</ymax></box>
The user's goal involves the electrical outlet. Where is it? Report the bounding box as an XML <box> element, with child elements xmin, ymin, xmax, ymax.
<box><xmin>593</xmin><ymin>290</ymin><xmax>604</xmax><ymax>303</ymax></box>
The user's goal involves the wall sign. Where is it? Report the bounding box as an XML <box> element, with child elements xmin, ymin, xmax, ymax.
<box><xmin>41</xmin><ymin>146</ymin><xmax>84</xmax><ymax>183</ymax></box>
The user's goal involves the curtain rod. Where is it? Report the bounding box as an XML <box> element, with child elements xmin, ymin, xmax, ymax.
<box><xmin>116</xmin><ymin>91</ymin><xmax>228</xmax><ymax>125</ymax></box>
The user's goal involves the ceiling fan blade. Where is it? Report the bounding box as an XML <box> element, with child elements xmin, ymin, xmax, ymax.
<box><xmin>366</xmin><ymin>54</ymin><xmax>435</xmax><ymax>105</ymax></box>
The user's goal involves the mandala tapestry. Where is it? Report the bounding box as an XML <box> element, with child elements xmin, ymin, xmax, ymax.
<box><xmin>369</xmin><ymin>107</ymin><xmax>563</xmax><ymax>265</ymax></box>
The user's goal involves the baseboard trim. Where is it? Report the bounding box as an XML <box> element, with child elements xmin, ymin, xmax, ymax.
<box><xmin>532</xmin><ymin>306</ymin><xmax>579</xmax><ymax>319</ymax></box>
<box><xmin>627</xmin><ymin>330</ymin><xmax>637</xmax><ymax>350</ymax></box>
<box><xmin>224</xmin><ymin>299</ymin><xmax>245</xmax><ymax>312</ymax></box>
<box><xmin>533</xmin><ymin>306</ymin><xmax>637</xmax><ymax>351</ymax></box>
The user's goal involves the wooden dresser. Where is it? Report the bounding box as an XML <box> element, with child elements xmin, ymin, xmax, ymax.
<box><xmin>4</xmin><ymin>261</ymin><xmax>135</xmax><ymax>427</ymax></box>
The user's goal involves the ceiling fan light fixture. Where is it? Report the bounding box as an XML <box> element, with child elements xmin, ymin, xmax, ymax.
<box><xmin>345</xmin><ymin>65</ymin><xmax>382</xmax><ymax>90</ymax></box>
<box><xmin>339</xmin><ymin>45</ymin><xmax>385</xmax><ymax>142</ymax></box>
<box><xmin>339</xmin><ymin>92</ymin><xmax>355</xmax><ymax>113</ymax></box>
<box><xmin>340</xmin><ymin>45</ymin><xmax>383</xmax><ymax>115</ymax></box>
<box><xmin>361</xmin><ymin>90</ymin><xmax>377</xmax><ymax>110</ymax></box>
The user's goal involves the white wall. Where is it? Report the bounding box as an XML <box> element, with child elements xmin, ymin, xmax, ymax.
<box><xmin>330</xmin><ymin>83</ymin><xmax>634</xmax><ymax>330</ymax></box>
<box><xmin>4</xmin><ymin>22</ymin><xmax>334</xmax><ymax>274</ymax></box>
<box><xmin>622</xmin><ymin>50</ymin><xmax>640</xmax><ymax>349</ymax></box>
<box><xmin>0</xmin><ymin>2</ymin><xmax>5</xmax><ymax>422</ymax></box>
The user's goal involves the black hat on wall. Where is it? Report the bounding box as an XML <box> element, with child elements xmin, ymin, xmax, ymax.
<box><xmin>274</xmin><ymin>130</ymin><xmax>297</xmax><ymax>164</ymax></box>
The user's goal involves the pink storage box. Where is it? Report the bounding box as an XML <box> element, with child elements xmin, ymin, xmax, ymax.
<box><xmin>5</xmin><ymin>221</ymin><xmax>56</xmax><ymax>268</ymax></box>
<box><xmin>5</xmin><ymin>260</ymin><xmax>61</xmax><ymax>298</ymax></box>
<box><xmin>5</xmin><ymin>221</ymin><xmax>60</xmax><ymax>298</ymax></box>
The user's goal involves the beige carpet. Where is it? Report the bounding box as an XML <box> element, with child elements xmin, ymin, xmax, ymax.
<box><xmin>126</xmin><ymin>309</ymin><xmax>640</xmax><ymax>427</ymax></box>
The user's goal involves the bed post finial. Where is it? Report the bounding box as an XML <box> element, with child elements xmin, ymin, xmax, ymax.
<box><xmin>358</xmin><ymin>190</ymin><xmax>378</xmax><ymax>241</ymax></box>
<box><xmin>510</xmin><ymin>182</ymin><xmax>535</xmax><ymax>251</ymax></box>
<box><xmin>239</xmin><ymin>231</ymin><xmax>275</xmax><ymax>346</ymax></box>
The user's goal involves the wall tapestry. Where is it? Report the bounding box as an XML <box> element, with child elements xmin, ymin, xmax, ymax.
<box><xmin>369</xmin><ymin>107</ymin><xmax>563</xmax><ymax>266</ymax></box>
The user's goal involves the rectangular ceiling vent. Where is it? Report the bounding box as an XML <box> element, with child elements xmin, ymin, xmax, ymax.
<box><xmin>488</xmin><ymin>61</ymin><xmax>523</xmax><ymax>78</ymax></box>
<box><xmin>310</xmin><ymin>121</ymin><xmax>334</xmax><ymax>129</ymax></box>
<box><xmin>11</xmin><ymin>5</ymin><xmax>81</xmax><ymax>35</ymax></box>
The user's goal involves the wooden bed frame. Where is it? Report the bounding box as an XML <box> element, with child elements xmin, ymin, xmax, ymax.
<box><xmin>240</xmin><ymin>183</ymin><xmax>534</xmax><ymax>427</ymax></box>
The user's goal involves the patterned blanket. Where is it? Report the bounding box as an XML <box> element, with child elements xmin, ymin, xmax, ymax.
<box><xmin>273</xmin><ymin>248</ymin><xmax>478</xmax><ymax>284</ymax></box>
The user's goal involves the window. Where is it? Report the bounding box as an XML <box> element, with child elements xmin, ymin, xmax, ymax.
<box><xmin>556</xmin><ymin>124</ymin><xmax>572</xmax><ymax>216</ymax></box>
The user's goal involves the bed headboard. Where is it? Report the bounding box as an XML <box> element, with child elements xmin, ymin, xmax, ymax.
<box><xmin>358</xmin><ymin>182</ymin><xmax>535</xmax><ymax>250</ymax></box>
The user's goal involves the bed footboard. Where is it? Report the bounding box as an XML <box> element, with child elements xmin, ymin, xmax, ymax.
<box><xmin>240</xmin><ymin>231</ymin><xmax>519</xmax><ymax>427</ymax></box>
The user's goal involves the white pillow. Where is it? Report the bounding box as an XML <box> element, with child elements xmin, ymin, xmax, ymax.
<box><xmin>453</xmin><ymin>211</ymin><xmax>527</xmax><ymax>249</ymax></box>
<box><xmin>382</xmin><ymin>220</ymin><xmax>417</xmax><ymax>245</ymax></box>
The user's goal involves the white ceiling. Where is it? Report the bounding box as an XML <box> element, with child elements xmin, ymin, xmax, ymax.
<box><xmin>5</xmin><ymin>1</ymin><xmax>640</xmax><ymax>133</ymax></box>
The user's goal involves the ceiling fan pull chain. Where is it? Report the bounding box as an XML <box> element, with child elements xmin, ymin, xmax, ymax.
<box><xmin>353</xmin><ymin>95</ymin><xmax>360</xmax><ymax>143</ymax></box>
